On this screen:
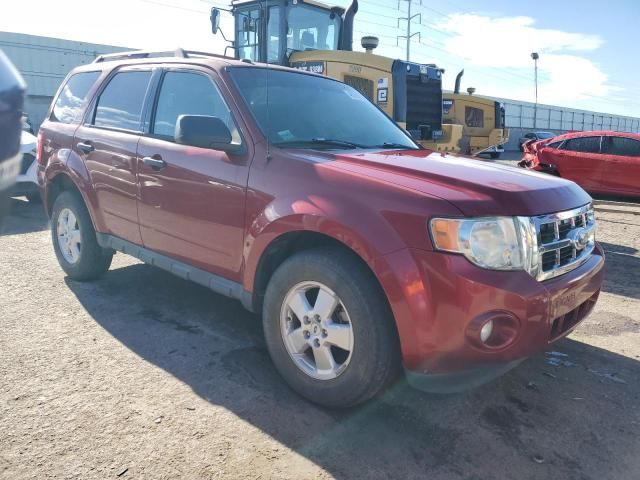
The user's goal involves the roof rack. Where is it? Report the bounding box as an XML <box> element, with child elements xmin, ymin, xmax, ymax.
<box><xmin>93</xmin><ymin>48</ymin><xmax>234</xmax><ymax>64</ymax></box>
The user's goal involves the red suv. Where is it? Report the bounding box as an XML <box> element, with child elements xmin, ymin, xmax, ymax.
<box><xmin>519</xmin><ymin>131</ymin><xmax>640</xmax><ymax>198</ymax></box>
<box><xmin>37</xmin><ymin>50</ymin><xmax>604</xmax><ymax>407</ymax></box>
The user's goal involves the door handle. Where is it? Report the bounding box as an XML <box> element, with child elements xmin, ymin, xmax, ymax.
<box><xmin>142</xmin><ymin>156</ymin><xmax>167</xmax><ymax>171</ymax></box>
<box><xmin>77</xmin><ymin>141</ymin><xmax>95</xmax><ymax>154</ymax></box>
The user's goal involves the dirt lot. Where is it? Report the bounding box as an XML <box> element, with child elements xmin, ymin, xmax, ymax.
<box><xmin>1</xmin><ymin>195</ymin><xmax>639</xmax><ymax>480</ymax></box>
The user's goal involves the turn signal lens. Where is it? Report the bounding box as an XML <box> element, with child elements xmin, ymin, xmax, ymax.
<box><xmin>430</xmin><ymin>218</ymin><xmax>461</xmax><ymax>251</ymax></box>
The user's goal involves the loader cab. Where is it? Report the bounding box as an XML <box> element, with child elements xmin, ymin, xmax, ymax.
<box><xmin>230</xmin><ymin>0</ymin><xmax>351</xmax><ymax>65</ymax></box>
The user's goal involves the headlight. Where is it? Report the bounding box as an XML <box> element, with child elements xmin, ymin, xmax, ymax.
<box><xmin>429</xmin><ymin>216</ymin><xmax>538</xmax><ymax>275</ymax></box>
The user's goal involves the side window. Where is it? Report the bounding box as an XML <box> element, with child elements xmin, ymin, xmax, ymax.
<box><xmin>465</xmin><ymin>106</ymin><xmax>484</xmax><ymax>128</ymax></box>
<box><xmin>93</xmin><ymin>71</ymin><xmax>152</xmax><ymax>131</ymax></box>
<box><xmin>267</xmin><ymin>6</ymin><xmax>281</xmax><ymax>63</ymax></box>
<box><xmin>547</xmin><ymin>141</ymin><xmax>563</xmax><ymax>149</ymax></box>
<box><xmin>152</xmin><ymin>71</ymin><xmax>240</xmax><ymax>144</ymax></box>
<box><xmin>603</xmin><ymin>137</ymin><xmax>640</xmax><ymax>157</ymax></box>
<box><xmin>562</xmin><ymin>136</ymin><xmax>601</xmax><ymax>154</ymax></box>
<box><xmin>51</xmin><ymin>71</ymin><xmax>101</xmax><ymax>124</ymax></box>
<box><xmin>525</xmin><ymin>133</ymin><xmax>534</xmax><ymax>139</ymax></box>
<box><xmin>236</xmin><ymin>9</ymin><xmax>262</xmax><ymax>61</ymax></box>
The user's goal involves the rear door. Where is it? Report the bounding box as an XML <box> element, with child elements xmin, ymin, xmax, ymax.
<box><xmin>551</xmin><ymin>136</ymin><xmax>603</xmax><ymax>191</ymax></box>
<box><xmin>136</xmin><ymin>66</ymin><xmax>251</xmax><ymax>280</ymax></box>
<box><xmin>600</xmin><ymin>135</ymin><xmax>640</xmax><ymax>196</ymax></box>
<box><xmin>73</xmin><ymin>67</ymin><xmax>154</xmax><ymax>244</ymax></box>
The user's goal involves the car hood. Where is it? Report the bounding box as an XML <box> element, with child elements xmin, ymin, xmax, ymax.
<box><xmin>326</xmin><ymin>149</ymin><xmax>591</xmax><ymax>217</ymax></box>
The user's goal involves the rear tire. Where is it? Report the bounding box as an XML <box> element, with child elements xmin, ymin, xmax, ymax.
<box><xmin>262</xmin><ymin>247</ymin><xmax>401</xmax><ymax>408</ymax></box>
<box><xmin>51</xmin><ymin>191</ymin><xmax>113</xmax><ymax>281</ymax></box>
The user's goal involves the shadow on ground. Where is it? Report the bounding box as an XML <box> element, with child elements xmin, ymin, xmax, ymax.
<box><xmin>66</xmin><ymin>262</ymin><xmax>640</xmax><ymax>480</ymax></box>
<box><xmin>0</xmin><ymin>197</ymin><xmax>49</xmax><ymax>236</ymax></box>
<box><xmin>599</xmin><ymin>241</ymin><xmax>640</xmax><ymax>300</ymax></box>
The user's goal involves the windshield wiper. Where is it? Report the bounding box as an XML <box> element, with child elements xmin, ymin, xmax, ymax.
<box><xmin>374</xmin><ymin>142</ymin><xmax>418</xmax><ymax>150</ymax></box>
<box><xmin>272</xmin><ymin>138</ymin><xmax>367</xmax><ymax>149</ymax></box>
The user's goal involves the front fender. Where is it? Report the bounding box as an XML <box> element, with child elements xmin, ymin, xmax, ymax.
<box><xmin>242</xmin><ymin>194</ymin><xmax>407</xmax><ymax>293</ymax></box>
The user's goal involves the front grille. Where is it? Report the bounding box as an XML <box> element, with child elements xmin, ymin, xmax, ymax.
<box><xmin>533</xmin><ymin>204</ymin><xmax>596</xmax><ymax>281</ymax></box>
<box><xmin>405</xmin><ymin>76</ymin><xmax>442</xmax><ymax>139</ymax></box>
<box><xmin>344</xmin><ymin>75</ymin><xmax>374</xmax><ymax>102</ymax></box>
<box><xmin>20</xmin><ymin>153</ymin><xmax>35</xmax><ymax>175</ymax></box>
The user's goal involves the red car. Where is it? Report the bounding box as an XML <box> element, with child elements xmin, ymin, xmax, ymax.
<box><xmin>38</xmin><ymin>51</ymin><xmax>604</xmax><ymax>407</ymax></box>
<box><xmin>519</xmin><ymin>131</ymin><xmax>640</xmax><ymax>198</ymax></box>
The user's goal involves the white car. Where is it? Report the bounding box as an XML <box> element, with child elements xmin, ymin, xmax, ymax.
<box><xmin>10</xmin><ymin>130</ymin><xmax>39</xmax><ymax>203</ymax></box>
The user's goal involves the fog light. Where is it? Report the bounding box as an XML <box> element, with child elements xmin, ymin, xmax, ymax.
<box><xmin>480</xmin><ymin>320</ymin><xmax>494</xmax><ymax>343</ymax></box>
<box><xmin>466</xmin><ymin>311</ymin><xmax>520</xmax><ymax>351</ymax></box>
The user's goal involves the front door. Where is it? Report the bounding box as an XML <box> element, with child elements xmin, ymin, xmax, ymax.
<box><xmin>74</xmin><ymin>68</ymin><xmax>153</xmax><ymax>244</ymax></box>
<box><xmin>136</xmin><ymin>68</ymin><xmax>251</xmax><ymax>280</ymax></box>
<box><xmin>552</xmin><ymin>136</ymin><xmax>603</xmax><ymax>192</ymax></box>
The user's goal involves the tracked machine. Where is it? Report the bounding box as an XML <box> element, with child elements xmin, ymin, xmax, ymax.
<box><xmin>211</xmin><ymin>0</ymin><xmax>462</xmax><ymax>152</ymax></box>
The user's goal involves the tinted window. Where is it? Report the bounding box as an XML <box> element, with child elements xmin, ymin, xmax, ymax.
<box><xmin>603</xmin><ymin>136</ymin><xmax>640</xmax><ymax>157</ymax></box>
<box><xmin>94</xmin><ymin>71</ymin><xmax>152</xmax><ymax>131</ymax></box>
<box><xmin>51</xmin><ymin>71</ymin><xmax>101</xmax><ymax>124</ymax></box>
<box><xmin>547</xmin><ymin>141</ymin><xmax>563</xmax><ymax>149</ymax></box>
<box><xmin>267</xmin><ymin>6</ymin><xmax>281</xmax><ymax>63</ymax></box>
<box><xmin>537</xmin><ymin>132</ymin><xmax>554</xmax><ymax>139</ymax></box>
<box><xmin>465</xmin><ymin>107</ymin><xmax>484</xmax><ymax>128</ymax></box>
<box><xmin>562</xmin><ymin>136</ymin><xmax>601</xmax><ymax>154</ymax></box>
<box><xmin>229</xmin><ymin>67</ymin><xmax>417</xmax><ymax>150</ymax></box>
<box><xmin>287</xmin><ymin>4</ymin><xmax>340</xmax><ymax>52</ymax></box>
<box><xmin>236</xmin><ymin>9</ymin><xmax>261</xmax><ymax>61</ymax></box>
<box><xmin>153</xmin><ymin>71</ymin><xmax>239</xmax><ymax>143</ymax></box>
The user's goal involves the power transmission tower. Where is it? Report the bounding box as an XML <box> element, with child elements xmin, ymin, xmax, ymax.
<box><xmin>397</xmin><ymin>0</ymin><xmax>422</xmax><ymax>61</ymax></box>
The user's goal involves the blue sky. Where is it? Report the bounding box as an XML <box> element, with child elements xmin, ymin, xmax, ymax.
<box><xmin>2</xmin><ymin>0</ymin><xmax>638</xmax><ymax>117</ymax></box>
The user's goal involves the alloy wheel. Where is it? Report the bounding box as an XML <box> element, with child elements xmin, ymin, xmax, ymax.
<box><xmin>280</xmin><ymin>281</ymin><xmax>354</xmax><ymax>380</ymax></box>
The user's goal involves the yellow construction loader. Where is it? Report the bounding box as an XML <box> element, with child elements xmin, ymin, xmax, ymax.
<box><xmin>442</xmin><ymin>70</ymin><xmax>509</xmax><ymax>158</ymax></box>
<box><xmin>211</xmin><ymin>0</ymin><xmax>462</xmax><ymax>152</ymax></box>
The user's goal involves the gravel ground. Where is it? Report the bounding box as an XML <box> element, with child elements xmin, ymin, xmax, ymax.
<box><xmin>1</xmin><ymin>196</ymin><xmax>639</xmax><ymax>480</ymax></box>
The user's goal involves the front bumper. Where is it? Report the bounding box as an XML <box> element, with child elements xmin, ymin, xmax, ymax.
<box><xmin>379</xmin><ymin>244</ymin><xmax>605</xmax><ymax>392</ymax></box>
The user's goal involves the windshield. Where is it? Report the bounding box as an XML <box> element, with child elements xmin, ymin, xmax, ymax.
<box><xmin>287</xmin><ymin>4</ymin><xmax>340</xmax><ymax>53</ymax></box>
<box><xmin>229</xmin><ymin>67</ymin><xmax>419</xmax><ymax>151</ymax></box>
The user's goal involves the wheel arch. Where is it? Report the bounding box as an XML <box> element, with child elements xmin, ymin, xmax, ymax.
<box><xmin>45</xmin><ymin>172</ymin><xmax>103</xmax><ymax>231</ymax></box>
<box><xmin>245</xmin><ymin>221</ymin><xmax>390</xmax><ymax>316</ymax></box>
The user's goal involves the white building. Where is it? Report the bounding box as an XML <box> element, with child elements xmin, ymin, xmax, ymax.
<box><xmin>0</xmin><ymin>32</ymin><xmax>125</xmax><ymax>131</ymax></box>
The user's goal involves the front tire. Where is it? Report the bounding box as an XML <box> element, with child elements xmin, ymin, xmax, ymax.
<box><xmin>490</xmin><ymin>152</ymin><xmax>501</xmax><ymax>159</ymax></box>
<box><xmin>262</xmin><ymin>248</ymin><xmax>401</xmax><ymax>408</ymax></box>
<box><xmin>51</xmin><ymin>191</ymin><xmax>113</xmax><ymax>281</ymax></box>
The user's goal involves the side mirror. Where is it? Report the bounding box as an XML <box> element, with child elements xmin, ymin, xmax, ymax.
<box><xmin>175</xmin><ymin>115</ymin><xmax>242</xmax><ymax>154</ymax></box>
<box><xmin>210</xmin><ymin>8</ymin><xmax>221</xmax><ymax>35</ymax></box>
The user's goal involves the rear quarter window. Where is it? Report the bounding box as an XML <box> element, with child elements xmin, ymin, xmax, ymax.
<box><xmin>51</xmin><ymin>71</ymin><xmax>101</xmax><ymax>124</ymax></box>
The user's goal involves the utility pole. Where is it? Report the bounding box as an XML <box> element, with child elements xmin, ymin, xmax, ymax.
<box><xmin>397</xmin><ymin>0</ymin><xmax>422</xmax><ymax>61</ymax></box>
<box><xmin>531</xmin><ymin>52</ymin><xmax>539</xmax><ymax>128</ymax></box>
